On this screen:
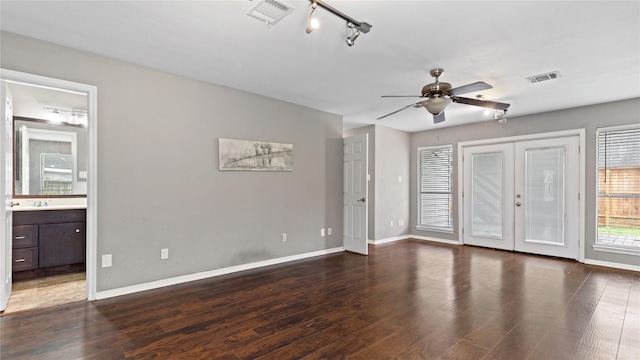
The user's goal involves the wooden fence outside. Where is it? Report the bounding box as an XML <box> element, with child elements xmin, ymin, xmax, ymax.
<box><xmin>598</xmin><ymin>167</ymin><xmax>639</xmax><ymax>228</ymax></box>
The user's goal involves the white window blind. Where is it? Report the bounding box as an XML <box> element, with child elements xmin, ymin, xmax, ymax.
<box><xmin>597</xmin><ymin>127</ymin><xmax>640</xmax><ymax>247</ymax></box>
<box><xmin>418</xmin><ymin>145</ymin><xmax>453</xmax><ymax>232</ymax></box>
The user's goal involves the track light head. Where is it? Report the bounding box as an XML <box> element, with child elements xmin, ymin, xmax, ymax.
<box><xmin>345</xmin><ymin>22</ymin><xmax>360</xmax><ymax>46</ymax></box>
<box><xmin>306</xmin><ymin>1</ymin><xmax>320</xmax><ymax>34</ymax></box>
<box><xmin>346</xmin><ymin>30</ymin><xmax>360</xmax><ymax>46</ymax></box>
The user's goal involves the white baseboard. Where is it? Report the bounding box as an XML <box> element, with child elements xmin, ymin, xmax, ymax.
<box><xmin>584</xmin><ymin>258</ymin><xmax>640</xmax><ymax>272</ymax></box>
<box><xmin>95</xmin><ymin>247</ymin><xmax>345</xmax><ymax>300</ymax></box>
<box><xmin>368</xmin><ymin>235</ymin><xmax>410</xmax><ymax>245</ymax></box>
<box><xmin>410</xmin><ymin>235</ymin><xmax>461</xmax><ymax>246</ymax></box>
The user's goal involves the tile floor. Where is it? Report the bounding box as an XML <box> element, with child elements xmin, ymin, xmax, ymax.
<box><xmin>2</xmin><ymin>273</ymin><xmax>86</xmax><ymax>315</ymax></box>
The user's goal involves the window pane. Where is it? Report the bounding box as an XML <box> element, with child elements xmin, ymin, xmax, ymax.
<box><xmin>418</xmin><ymin>145</ymin><xmax>453</xmax><ymax>231</ymax></box>
<box><xmin>471</xmin><ymin>153</ymin><xmax>503</xmax><ymax>238</ymax></box>
<box><xmin>597</xmin><ymin>128</ymin><xmax>640</xmax><ymax>247</ymax></box>
<box><xmin>524</xmin><ymin>147</ymin><xmax>566</xmax><ymax>244</ymax></box>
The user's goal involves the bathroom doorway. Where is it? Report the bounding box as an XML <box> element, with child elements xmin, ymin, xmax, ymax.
<box><xmin>0</xmin><ymin>69</ymin><xmax>97</xmax><ymax>313</ymax></box>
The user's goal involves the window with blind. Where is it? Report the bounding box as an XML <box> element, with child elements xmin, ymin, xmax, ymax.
<box><xmin>417</xmin><ymin>145</ymin><xmax>453</xmax><ymax>232</ymax></box>
<box><xmin>596</xmin><ymin>126</ymin><xmax>640</xmax><ymax>248</ymax></box>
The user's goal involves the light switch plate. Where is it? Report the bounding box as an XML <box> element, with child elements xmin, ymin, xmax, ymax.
<box><xmin>161</xmin><ymin>248</ymin><xmax>169</xmax><ymax>260</ymax></box>
<box><xmin>102</xmin><ymin>254</ymin><xmax>112</xmax><ymax>268</ymax></box>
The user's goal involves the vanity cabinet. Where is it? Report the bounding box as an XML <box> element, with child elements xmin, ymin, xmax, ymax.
<box><xmin>12</xmin><ymin>209</ymin><xmax>86</xmax><ymax>277</ymax></box>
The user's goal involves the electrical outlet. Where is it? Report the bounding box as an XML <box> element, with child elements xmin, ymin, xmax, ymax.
<box><xmin>399</xmin><ymin>220</ymin><xmax>404</xmax><ymax>226</ymax></box>
<box><xmin>399</xmin><ymin>176</ymin><xmax>402</xmax><ymax>183</ymax></box>
<box><xmin>282</xmin><ymin>233</ymin><xmax>287</xmax><ymax>242</ymax></box>
<box><xmin>327</xmin><ymin>228</ymin><xmax>332</xmax><ymax>236</ymax></box>
<box><xmin>321</xmin><ymin>228</ymin><xmax>325</xmax><ymax>237</ymax></box>
<box><xmin>161</xmin><ymin>248</ymin><xmax>169</xmax><ymax>260</ymax></box>
<box><xmin>102</xmin><ymin>254</ymin><xmax>112</xmax><ymax>268</ymax></box>
<box><xmin>390</xmin><ymin>220</ymin><xmax>394</xmax><ymax>227</ymax></box>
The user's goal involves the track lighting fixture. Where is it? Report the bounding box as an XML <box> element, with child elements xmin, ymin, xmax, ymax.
<box><xmin>494</xmin><ymin>109</ymin><xmax>508</xmax><ymax>123</ymax></box>
<box><xmin>306</xmin><ymin>1</ymin><xmax>320</xmax><ymax>34</ymax></box>
<box><xmin>305</xmin><ymin>0</ymin><xmax>371</xmax><ymax>46</ymax></box>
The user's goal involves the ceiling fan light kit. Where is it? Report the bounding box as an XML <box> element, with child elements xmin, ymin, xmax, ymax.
<box><xmin>306</xmin><ymin>0</ymin><xmax>372</xmax><ymax>47</ymax></box>
<box><xmin>421</xmin><ymin>97</ymin><xmax>452</xmax><ymax>115</ymax></box>
<box><xmin>379</xmin><ymin>68</ymin><xmax>511</xmax><ymax>124</ymax></box>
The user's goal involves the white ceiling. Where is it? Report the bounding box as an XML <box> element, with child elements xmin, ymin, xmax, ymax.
<box><xmin>1</xmin><ymin>1</ymin><xmax>638</xmax><ymax>132</ymax></box>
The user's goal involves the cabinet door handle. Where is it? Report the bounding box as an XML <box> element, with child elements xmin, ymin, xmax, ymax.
<box><xmin>15</xmin><ymin>258</ymin><xmax>25</xmax><ymax>263</ymax></box>
<box><xmin>76</xmin><ymin>229</ymin><xmax>80</xmax><ymax>233</ymax></box>
<box><xmin>14</xmin><ymin>236</ymin><xmax>26</xmax><ymax>240</ymax></box>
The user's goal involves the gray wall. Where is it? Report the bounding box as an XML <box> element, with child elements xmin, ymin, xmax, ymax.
<box><xmin>344</xmin><ymin>124</ymin><xmax>410</xmax><ymax>241</ymax></box>
<box><xmin>1</xmin><ymin>31</ymin><xmax>344</xmax><ymax>291</ymax></box>
<box><xmin>374</xmin><ymin>125</ymin><xmax>410</xmax><ymax>240</ymax></box>
<box><xmin>411</xmin><ymin>98</ymin><xmax>640</xmax><ymax>266</ymax></box>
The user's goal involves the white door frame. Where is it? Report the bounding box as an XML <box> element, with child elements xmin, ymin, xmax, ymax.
<box><xmin>458</xmin><ymin>129</ymin><xmax>586</xmax><ymax>262</ymax></box>
<box><xmin>0</xmin><ymin>68</ymin><xmax>98</xmax><ymax>301</ymax></box>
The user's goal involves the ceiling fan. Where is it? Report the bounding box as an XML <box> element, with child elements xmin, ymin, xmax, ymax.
<box><xmin>378</xmin><ymin>68</ymin><xmax>511</xmax><ymax>124</ymax></box>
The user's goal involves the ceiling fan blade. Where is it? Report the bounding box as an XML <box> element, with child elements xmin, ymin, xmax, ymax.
<box><xmin>377</xmin><ymin>102</ymin><xmax>421</xmax><ymax>120</ymax></box>
<box><xmin>381</xmin><ymin>95</ymin><xmax>424</xmax><ymax>98</ymax></box>
<box><xmin>433</xmin><ymin>112</ymin><xmax>446</xmax><ymax>124</ymax></box>
<box><xmin>447</xmin><ymin>81</ymin><xmax>492</xmax><ymax>96</ymax></box>
<box><xmin>452</xmin><ymin>96</ymin><xmax>511</xmax><ymax>110</ymax></box>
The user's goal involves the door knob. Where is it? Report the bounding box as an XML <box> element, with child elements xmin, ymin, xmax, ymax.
<box><xmin>516</xmin><ymin>202</ymin><xmax>522</xmax><ymax>206</ymax></box>
<box><xmin>357</xmin><ymin>198</ymin><xmax>366</xmax><ymax>202</ymax></box>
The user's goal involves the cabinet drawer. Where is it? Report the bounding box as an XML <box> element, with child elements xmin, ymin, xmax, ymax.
<box><xmin>13</xmin><ymin>225</ymin><xmax>39</xmax><ymax>249</ymax></box>
<box><xmin>13</xmin><ymin>247</ymin><xmax>38</xmax><ymax>272</ymax></box>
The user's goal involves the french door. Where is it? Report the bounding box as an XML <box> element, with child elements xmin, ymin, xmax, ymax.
<box><xmin>463</xmin><ymin>136</ymin><xmax>580</xmax><ymax>259</ymax></box>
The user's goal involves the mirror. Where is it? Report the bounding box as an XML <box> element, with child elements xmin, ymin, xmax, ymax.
<box><xmin>14</xmin><ymin>117</ymin><xmax>87</xmax><ymax>197</ymax></box>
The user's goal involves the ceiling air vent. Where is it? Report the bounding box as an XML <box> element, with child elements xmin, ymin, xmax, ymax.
<box><xmin>247</xmin><ymin>0</ymin><xmax>295</xmax><ymax>25</ymax></box>
<box><xmin>526</xmin><ymin>71</ymin><xmax>561</xmax><ymax>84</ymax></box>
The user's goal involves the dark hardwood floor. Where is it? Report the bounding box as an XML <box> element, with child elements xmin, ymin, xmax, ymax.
<box><xmin>1</xmin><ymin>240</ymin><xmax>639</xmax><ymax>359</ymax></box>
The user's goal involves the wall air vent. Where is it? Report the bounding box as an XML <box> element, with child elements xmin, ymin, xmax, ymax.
<box><xmin>526</xmin><ymin>71</ymin><xmax>561</xmax><ymax>84</ymax></box>
<box><xmin>247</xmin><ymin>0</ymin><xmax>295</xmax><ymax>25</ymax></box>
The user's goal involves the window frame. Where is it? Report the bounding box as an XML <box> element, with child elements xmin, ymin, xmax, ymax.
<box><xmin>416</xmin><ymin>144</ymin><xmax>454</xmax><ymax>233</ymax></box>
<box><xmin>593</xmin><ymin>124</ymin><xmax>640</xmax><ymax>256</ymax></box>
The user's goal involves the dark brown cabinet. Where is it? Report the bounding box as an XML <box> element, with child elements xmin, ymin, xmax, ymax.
<box><xmin>12</xmin><ymin>209</ymin><xmax>86</xmax><ymax>278</ymax></box>
<box><xmin>39</xmin><ymin>222</ymin><xmax>85</xmax><ymax>267</ymax></box>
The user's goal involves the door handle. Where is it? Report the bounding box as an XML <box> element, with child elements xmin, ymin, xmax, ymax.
<box><xmin>516</xmin><ymin>202</ymin><xmax>522</xmax><ymax>206</ymax></box>
<box><xmin>357</xmin><ymin>198</ymin><xmax>366</xmax><ymax>203</ymax></box>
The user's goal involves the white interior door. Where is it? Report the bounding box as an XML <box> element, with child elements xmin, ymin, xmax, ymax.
<box><xmin>343</xmin><ymin>133</ymin><xmax>368</xmax><ymax>255</ymax></box>
<box><xmin>0</xmin><ymin>81</ymin><xmax>14</xmax><ymax>311</ymax></box>
<box><xmin>514</xmin><ymin>137</ymin><xmax>580</xmax><ymax>258</ymax></box>
<box><xmin>463</xmin><ymin>143</ymin><xmax>514</xmax><ymax>250</ymax></box>
<box><xmin>463</xmin><ymin>136</ymin><xmax>580</xmax><ymax>260</ymax></box>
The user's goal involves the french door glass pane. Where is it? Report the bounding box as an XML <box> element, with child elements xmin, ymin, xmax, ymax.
<box><xmin>525</xmin><ymin>147</ymin><xmax>566</xmax><ymax>244</ymax></box>
<box><xmin>471</xmin><ymin>153</ymin><xmax>503</xmax><ymax>238</ymax></box>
